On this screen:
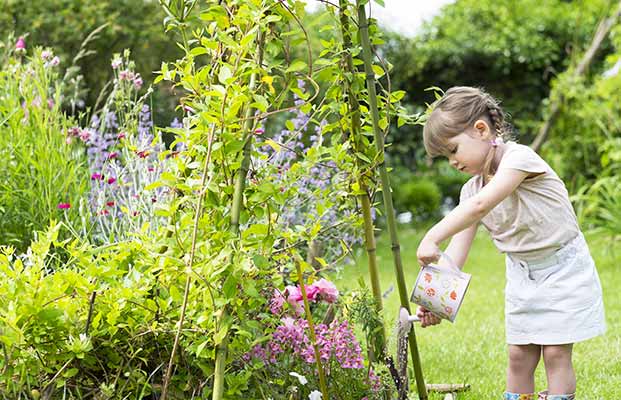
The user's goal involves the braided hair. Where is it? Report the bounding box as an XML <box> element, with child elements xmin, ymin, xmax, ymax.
<box><xmin>422</xmin><ymin>86</ymin><xmax>512</xmax><ymax>158</ymax></box>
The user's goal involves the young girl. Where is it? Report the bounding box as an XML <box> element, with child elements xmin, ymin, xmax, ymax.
<box><xmin>415</xmin><ymin>87</ymin><xmax>606</xmax><ymax>400</ymax></box>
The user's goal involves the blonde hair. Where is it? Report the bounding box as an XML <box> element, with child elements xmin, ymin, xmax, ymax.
<box><xmin>423</xmin><ymin>86</ymin><xmax>511</xmax><ymax>158</ymax></box>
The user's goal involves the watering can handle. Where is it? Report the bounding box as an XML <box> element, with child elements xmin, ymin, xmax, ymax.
<box><xmin>438</xmin><ymin>250</ymin><xmax>461</xmax><ymax>273</ymax></box>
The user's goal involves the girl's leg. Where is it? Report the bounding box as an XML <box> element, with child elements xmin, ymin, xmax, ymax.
<box><xmin>507</xmin><ymin>344</ymin><xmax>542</xmax><ymax>393</ymax></box>
<box><xmin>542</xmin><ymin>344</ymin><xmax>575</xmax><ymax>395</ymax></box>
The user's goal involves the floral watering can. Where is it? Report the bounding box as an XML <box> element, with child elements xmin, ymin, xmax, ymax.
<box><xmin>410</xmin><ymin>251</ymin><xmax>471</xmax><ymax>322</ymax></box>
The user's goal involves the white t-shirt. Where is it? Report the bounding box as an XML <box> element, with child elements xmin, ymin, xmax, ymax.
<box><xmin>460</xmin><ymin>142</ymin><xmax>580</xmax><ymax>261</ymax></box>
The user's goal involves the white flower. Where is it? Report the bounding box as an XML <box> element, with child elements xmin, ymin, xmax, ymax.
<box><xmin>289</xmin><ymin>372</ymin><xmax>308</xmax><ymax>385</ymax></box>
<box><xmin>308</xmin><ymin>390</ymin><xmax>322</xmax><ymax>400</ymax></box>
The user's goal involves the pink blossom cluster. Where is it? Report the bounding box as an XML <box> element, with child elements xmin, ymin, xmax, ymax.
<box><xmin>243</xmin><ymin>317</ymin><xmax>364</xmax><ymax>370</ymax></box>
<box><xmin>118</xmin><ymin>69</ymin><xmax>143</xmax><ymax>90</ymax></box>
<box><xmin>270</xmin><ymin>278</ymin><xmax>339</xmax><ymax>315</ymax></box>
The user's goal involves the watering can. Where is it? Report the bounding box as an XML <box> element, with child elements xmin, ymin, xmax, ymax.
<box><xmin>410</xmin><ymin>251</ymin><xmax>471</xmax><ymax>322</ymax></box>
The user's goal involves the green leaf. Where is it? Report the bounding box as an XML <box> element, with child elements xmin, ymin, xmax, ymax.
<box><xmin>223</xmin><ymin>274</ymin><xmax>238</xmax><ymax>299</ymax></box>
<box><xmin>372</xmin><ymin>64</ymin><xmax>385</xmax><ymax>78</ymax></box>
<box><xmin>286</xmin><ymin>60</ymin><xmax>307</xmax><ymax>73</ymax></box>
<box><xmin>196</xmin><ymin>340</ymin><xmax>209</xmax><ymax>357</ymax></box>
<box><xmin>218</xmin><ymin>64</ymin><xmax>233</xmax><ymax>84</ymax></box>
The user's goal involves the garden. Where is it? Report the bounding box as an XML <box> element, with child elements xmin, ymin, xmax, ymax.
<box><xmin>1</xmin><ymin>1</ymin><xmax>620</xmax><ymax>399</ymax></box>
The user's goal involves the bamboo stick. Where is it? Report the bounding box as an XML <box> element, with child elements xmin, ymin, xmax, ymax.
<box><xmin>355</xmin><ymin>2</ymin><xmax>428</xmax><ymax>399</ymax></box>
<box><xmin>338</xmin><ymin>0</ymin><xmax>387</xmax><ymax>362</ymax></box>
<box><xmin>212</xmin><ymin>30</ymin><xmax>265</xmax><ymax>400</ymax></box>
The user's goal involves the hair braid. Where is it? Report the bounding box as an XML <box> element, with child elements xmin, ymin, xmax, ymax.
<box><xmin>485</xmin><ymin>97</ymin><xmax>509</xmax><ymax>140</ymax></box>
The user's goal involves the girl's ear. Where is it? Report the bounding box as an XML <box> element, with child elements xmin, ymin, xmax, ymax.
<box><xmin>473</xmin><ymin>119</ymin><xmax>492</xmax><ymax>139</ymax></box>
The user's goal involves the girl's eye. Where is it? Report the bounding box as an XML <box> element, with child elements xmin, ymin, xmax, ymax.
<box><xmin>450</xmin><ymin>146</ymin><xmax>458</xmax><ymax>154</ymax></box>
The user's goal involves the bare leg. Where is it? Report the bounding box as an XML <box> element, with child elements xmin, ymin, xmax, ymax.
<box><xmin>542</xmin><ymin>344</ymin><xmax>575</xmax><ymax>395</ymax></box>
<box><xmin>507</xmin><ymin>344</ymin><xmax>542</xmax><ymax>393</ymax></box>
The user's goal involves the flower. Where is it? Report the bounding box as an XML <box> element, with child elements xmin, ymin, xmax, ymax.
<box><xmin>91</xmin><ymin>173</ymin><xmax>103</xmax><ymax>181</ymax></box>
<box><xmin>15</xmin><ymin>37</ymin><xmax>26</xmax><ymax>54</ymax></box>
<box><xmin>289</xmin><ymin>372</ymin><xmax>308</xmax><ymax>385</ymax></box>
<box><xmin>117</xmin><ymin>132</ymin><xmax>126</xmax><ymax>140</ymax></box>
<box><xmin>254</xmin><ymin>128</ymin><xmax>265</xmax><ymax>135</ymax></box>
<box><xmin>106</xmin><ymin>201</ymin><xmax>115</xmax><ymax>207</ymax></box>
<box><xmin>270</xmin><ymin>289</ymin><xmax>286</xmax><ymax>314</ymax></box>
<box><xmin>107</xmin><ymin>152</ymin><xmax>118</xmax><ymax>160</ymax></box>
<box><xmin>57</xmin><ymin>202</ymin><xmax>71</xmax><ymax>209</ymax></box>
<box><xmin>133</xmin><ymin>74</ymin><xmax>143</xmax><ymax>90</ymax></box>
<box><xmin>309</xmin><ymin>390</ymin><xmax>322</xmax><ymax>400</ymax></box>
<box><xmin>107</xmin><ymin>177</ymin><xmax>116</xmax><ymax>185</ymax></box>
<box><xmin>45</xmin><ymin>56</ymin><xmax>60</xmax><ymax>68</ymax></box>
<box><xmin>111</xmin><ymin>58</ymin><xmax>122</xmax><ymax>69</ymax></box>
<box><xmin>312</xmin><ymin>278</ymin><xmax>339</xmax><ymax>303</ymax></box>
<box><xmin>41</xmin><ymin>50</ymin><xmax>53</xmax><ymax>61</ymax></box>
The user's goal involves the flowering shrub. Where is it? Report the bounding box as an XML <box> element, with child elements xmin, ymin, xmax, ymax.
<box><xmin>241</xmin><ymin>279</ymin><xmax>383</xmax><ymax>399</ymax></box>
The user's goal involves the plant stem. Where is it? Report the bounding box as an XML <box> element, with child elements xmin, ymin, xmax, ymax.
<box><xmin>356</xmin><ymin>2</ymin><xmax>428</xmax><ymax>399</ymax></box>
<box><xmin>296</xmin><ymin>261</ymin><xmax>330</xmax><ymax>399</ymax></box>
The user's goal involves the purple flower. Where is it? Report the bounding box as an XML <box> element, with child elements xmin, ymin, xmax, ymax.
<box><xmin>111</xmin><ymin>58</ymin><xmax>122</xmax><ymax>69</ymax></box>
<box><xmin>57</xmin><ymin>202</ymin><xmax>71</xmax><ymax>209</ymax></box>
<box><xmin>41</xmin><ymin>50</ymin><xmax>53</xmax><ymax>61</ymax></box>
<box><xmin>91</xmin><ymin>173</ymin><xmax>103</xmax><ymax>181</ymax></box>
<box><xmin>133</xmin><ymin>74</ymin><xmax>143</xmax><ymax>90</ymax></box>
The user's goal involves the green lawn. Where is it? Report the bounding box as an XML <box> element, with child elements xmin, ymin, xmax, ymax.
<box><xmin>334</xmin><ymin>227</ymin><xmax>621</xmax><ymax>399</ymax></box>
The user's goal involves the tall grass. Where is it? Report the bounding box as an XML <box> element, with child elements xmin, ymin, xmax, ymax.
<box><xmin>0</xmin><ymin>41</ymin><xmax>89</xmax><ymax>250</ymax></box>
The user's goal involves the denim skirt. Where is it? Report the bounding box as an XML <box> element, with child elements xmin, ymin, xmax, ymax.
<box><xmin>505</xmin><ymin>233</ymin><xmax>606</xmax><ymax>345</ymax></box>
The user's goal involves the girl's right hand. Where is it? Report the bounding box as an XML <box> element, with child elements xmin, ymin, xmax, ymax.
<box><xmin>416</xmin><ymin>306</ymin><xmax>441</xmax><ymax>328</ymax></box>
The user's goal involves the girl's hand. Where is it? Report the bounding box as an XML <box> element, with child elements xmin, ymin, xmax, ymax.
<box><xmin>416</xmin><ymin>306</ymin><xmax>441</xmax><ymax>328</ymax></box>
<box><xmin>416</xmin><ymin>236</ymin><xmax>441</xmax><ymax>266</ymax></box>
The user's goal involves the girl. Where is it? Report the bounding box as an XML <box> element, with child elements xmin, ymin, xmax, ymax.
<box><xmin>415</xmin><ymin>87</ymin><xmax>606</xmax><ymax>400</ymax></box>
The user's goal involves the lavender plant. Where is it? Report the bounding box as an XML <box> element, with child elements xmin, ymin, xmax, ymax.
<box><xmin>71</xmin><ymin>51</ymin><xmax>172</xmax><ymax>243</ymax></box>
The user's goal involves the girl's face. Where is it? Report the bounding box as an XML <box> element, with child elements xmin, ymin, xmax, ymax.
<box><xmin>444</xmin><ymin>120</ymin><xmax>493</xmax><ymax>175</ymax></box>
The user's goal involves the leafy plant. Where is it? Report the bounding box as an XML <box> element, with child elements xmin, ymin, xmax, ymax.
<box><xmin>0</xmin><ymin>40</ymin><xmax>90</xmax><ymax>251</ymax></box>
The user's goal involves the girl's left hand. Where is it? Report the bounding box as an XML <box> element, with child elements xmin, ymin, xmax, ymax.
<box><xmin>416</xmin><ymin>236</ymin><xmax>441</xmax><ymax>266</ymax></box>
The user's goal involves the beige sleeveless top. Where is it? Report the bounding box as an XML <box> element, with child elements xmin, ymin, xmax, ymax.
<box><xmin>460</xmin><ymin>142</ymin><xmax>579</xmax><ymax>261</ymax></box>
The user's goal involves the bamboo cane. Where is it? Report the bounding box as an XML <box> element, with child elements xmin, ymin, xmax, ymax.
<box><xmin>338</xmin><ymin>0</ymin><xmax>387</xmax><ymax>362</ymax></box>
<box><xmin>212</xmin><ymin>30</ymin><xmax>265</xmax><ymax>400</ymax></box>
<box><xmin>355</xmin><ymin>2</ymin><xmax>428</xmax><ymax>399</ymax></box>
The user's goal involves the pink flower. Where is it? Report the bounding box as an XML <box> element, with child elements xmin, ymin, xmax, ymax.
<box><xmin>312</xmin><ymin>278</ymin><xmax>339</xmax><ymax>303</ymax></box>
<box><xmin>57</xmin><ymin>202</ymin><xmax>70</xmax><ymax>209</ymax></box>
<box><xmin>136</xmin><ymin>150</ymin><xmax>149</xmax><ymax>158</ymax></box>
<box><xmin>91</xmin><ymin>173</ymin><xmax>103</xmax><ymax>181</ymax></box>
<box><xmin>106</xmin><ymin>201</ymin><xmax>115</xmax><ymax>207</ymax></box>
<box><xmin>107</xmin><ymin>177</ymin><xmax>116</xmax><ymax>185</ymax></box>
<box><xmin>111</xmin><ymin>58</ymin><xmax>122</xmax><ymax>69</ymax></box>
<box><xmin>133</xmin><ymin>74</ymin><xmax>143</xmax><ymax>90</ymax></box>
<box><xmin>79</xmin><ymin>129</ymin><xmax>90</xmax><ymax>142</ymax></box>
<box><xmin>270</xmin><ymin>289</ymin><xmax>286</xmax><ymax>314</ymax></box>
<box><xmin>117</xmin><ymin>132</ymin><xmax>126</xmax><ymax>140</ymax></box>
<box><xmin>47</xmin><ymin>99</ymin><xmax>54</xmax><ymax>110</ymax></box>
<box><xmin>285</xmin><ymin>285</ymin><xmax>302</xmax><ymax>302</ymax></box>
<box><xmin>107</xmin><ymin>152</ymin><xmax>118</xmax><ymax>160</ymax></box>
<box><xmin>67</xmin><ymin>127</ymin><xmax>80</xmax><ymax>137</ymax></box>
<box><xmin>15</xmin><ymin>37</ymin><xmax>26</xmax><ymax>54</ymax></box>
<box><xmin>305</xmin><ymin>284</ymin><xmax>319</xmax><ymax>302</ymax></box>
<box><xmin>254</xmin><ymin>128</ymin><xmax>265</xmax><ymax>135</ymax></box>
<box><xmin>45</xmin><ymin>56</ymin><xmax>60</xmax><ymax>68</ymax></box>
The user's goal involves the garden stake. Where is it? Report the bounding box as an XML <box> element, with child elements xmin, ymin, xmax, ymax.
<box><xmin>213</xmin><ymin>28</ymin><xmax>266</xmax><ymax>400</ymax></box>
<box><xmin>296</xmin><ymin>260</ymin><xmax>330</xmax><ymax>399</ymax></box>
<box><xmin>356</xmin><ymin>2</ymin><xmax>427</xmax><ymax>398</ymax></box>
<box><xmin>338</xmin><ymin>0</ymin><xmax>387</xmax><ymax>362</ymax></box>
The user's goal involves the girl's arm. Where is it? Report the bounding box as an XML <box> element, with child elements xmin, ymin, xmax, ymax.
<box><xmin>417</xmin><ymin>168</ymin><xmax>529</xmax><ymax>266</ymax></box>
<box><xmin>441</xmin><ymin>222</ymin><xmax>477</xmax><ymax>270</ymax></box>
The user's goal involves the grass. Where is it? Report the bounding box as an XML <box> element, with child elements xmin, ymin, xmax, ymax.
<box><xmin>333</xmin><ymin>226</ymin><xmax>621</xmax><ymax>399</ymax></box>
